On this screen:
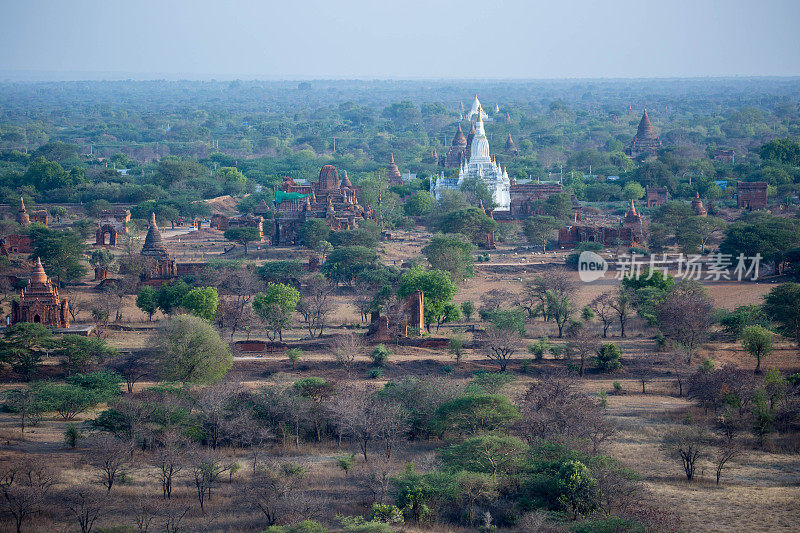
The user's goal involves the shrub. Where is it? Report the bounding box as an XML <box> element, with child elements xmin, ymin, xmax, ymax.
<box><xmin>465</xmin><ymin>371</ymin><xmax>516</xmax><ymax>394</ymax></box>
<box><xmin>368</xmin><ymin>367</ymin><xmax>384</xmax><ymax>379</ymax></box>
<box><xmin>371</xmin><ymin>344</ymin><xmax>391</xmax><ymax>367</ymax></box>
<box><xmin>529</xmin><ymin>337</ymin><xmax>552</xmax><ymax>360</ymax></box>
<box><xmin>461</xmin><ymin>300</ymin><xmax>476</xmax><ymax>320</ymax></box>
<box><xmin>595</xmin><ymin>343</ymin><xmax>623</xmax><ymax>372</ymax></box>
<box><xmin>612</xmin><ymin>381</ymin><xmax>624</xmax><ymax>395</ymax></box>
<box><xmin>64</xmin><ymin>423</ymin><xmax>83</xmax><ymax>448</ymax></box>
<box><xmin>336</xmin><ymin>515</ymin><xmax>393</xmax><ymax>533</ymax></box>
<box><xmin>370</xmin><ymin>503</ymin><xmax>404</xmax><ymax>524</ymax></box>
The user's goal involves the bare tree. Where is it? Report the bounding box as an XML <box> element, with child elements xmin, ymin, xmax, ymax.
<box><xmin>296</xmin><ymin>274</ymin><xmax>335</xmax><ymax>337</ymax></box>
<box><xmin>151</xmin><ymin>430</ymin><xmax>186</xmax><ymax>499</ymax></box>
<box><xmin>713</xmin><ymin>439</ymin><xmax>743</xmax><ymax>485</ymax></box>
<box><xmin>657</xmin><ymin>281</ymin><xmax>714</xmax><ymax>363</ymax></box>
<box><xmin>212</xmin><ymin>267</ymin><xmax>262</xmax><ymax>340</ymax></box>
<box><xmin>133</xmin><ymin>495</ymin><xmax>157</xmax><ymax>533</ymax></box>
<box><xmin>480</xmin><ymin>288</ymin><xmax>517</xmax><ymax>312</ymax></box>
<box><xmin>66</xmin><ymin>490</ymin><xmax>106</xmax><ymax>533</ymax></box>
<box><xmin>159</xmin><ymin>500</ymin><xmax>190</xmax><ymax>533</ymax></box>
<box><xmin>91</xmin><ymin>435</ymin><xmax>131</xmax><ymax>492</ymax></box>
<box><xmin>566</xmin><ymin>330</ymin><xmax>599</xmax><ymax>377</ymax></box>
<box><xmin>371</xmin><ymin>397</ymin><xmax>409</xmax><ymax>460</ymax></box>
<box><xmin>521</xmin><ymin>271</ymin><xmax>576</xmax><ymax>321</ymax></box>
<box><xmin>195</xmin><ymin>382</ymin><xmax>243</xmax><ymax>449</ymax></box>
<box><xmin>483</xmin><ymin>326</ymin><xmax>523</xmax><ymax>371</ymax></box>
<box><xmin>330</xmin><ymin>333</ymin><xmax>363</xmax><ymax>378</ymax></box>
<box><xmin>354</xmin><ymin>461</ymin><xmax>394</xmax><ymax>504</ymax></box>
<box><xmin>610</xmin><ymin>288</ymin><xmax>633</xmax><ymax>338</ymax></box>
<box><xmin>188</xmin><ymin>447</ymin><xmax>229</xmax><ymax>512</ymax></box>
<box><xmin>241</xmin><ymin>462</ymin><xmax>310</xmax><ymax>526</ymax></box>
<box><xmin>329</xmin><ymin>387</ymin><xmax>377</xmax><ymax>460</ymax></box>
<box><xmin>0</xmin><ymin>459</ymin><xmax>57</xmax><ymax>533</ymax></box>
<box><xmin>110</xmin><ymin>350</ymin><xmax>150</xmax><ymax>394</ymax></box>
<box><xmin>589</xmin><ymin>293</ymin><xmax>616</xmax><ymax>338</ymax></box>
<box><xmin>660</xmin><ymin>426</ymin><xmax>707</xmax><ymax>482</ymax></box>
<box><xmin>516</xmin><ymin>371</ymin><xmax>616</xmax><ymax>453</ymax></box>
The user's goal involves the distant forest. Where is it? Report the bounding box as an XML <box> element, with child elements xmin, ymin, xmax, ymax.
<box><xmin>1</xmin><ymin>78</ymin><xmax>799</xmax><ymax>218</ymax></box>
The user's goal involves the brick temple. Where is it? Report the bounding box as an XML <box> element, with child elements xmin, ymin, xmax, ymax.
<box><xmin>11</xmin><ymin>258</ymin><xmax>70</xmax><ymax>328</ymax></box>
<box><xmin>272</xmin><ymin>165</ymin><xmax>370</xmax><ymax>245</ymax></box>
<box><xmin>627</xmin><ymin>109</ymin><xmax>661</xmax><ymax>158</ymax></box>
<box><xmin>737</xmin><ymin>181</ymin><xmax>768</xmax><ymax>209</ymax></box>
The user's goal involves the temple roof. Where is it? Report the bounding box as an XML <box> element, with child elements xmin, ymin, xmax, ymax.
<box><xmin>318</xmin><ymin>165</ymin><xmax>340</xmax><ymax>191</ymax></box>
<box><xmin>142</xmin><ymin>212</ymin><xmax>166</xmax><ymax>254</ymax></box>
<box><xmin>505</xmin><ymin>133</ymin><xmax>517</xmax><ymax>152</ymax></box>
<box><xmin>30</xmin><ymin>257</ymin><xmax>48</xmax><ymax>284</ymax></box>
<box><xmin>635</xmin><ymin>109</ymin><xmax>658</xmax><ymax>140</ymax></box>
<box><xmin>468</xmin><ymin>95</ymin><xmax>488</xmax><ymax>121</ymax></box>
<box><xmin>387</xmin><ymin>154</ymin><xmax>402</xmax><ymax>181</ymax></box>
<box><xmin>340</xmin><ymin>170</ymin><xmax>353</xmax><ymax>188</ymax></box>
<box><xmin>452</xmin><ymin>122</ymin><xmax>467</xmax><ymax>146</ymax></box>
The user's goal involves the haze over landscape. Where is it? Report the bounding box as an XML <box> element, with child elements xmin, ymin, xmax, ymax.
<box><xmin>2</xmin><ymin>0</ymin><xmax>800</xmax><ymax>80</ymax></box>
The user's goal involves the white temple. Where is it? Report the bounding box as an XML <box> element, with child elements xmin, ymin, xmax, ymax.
<box><xmin>433</xmin><ymin>100</ymin><xmax>511</xmax><ymax>211</ymax></box>
<box><xmin>467</xmin><ymin>95</ymin><xmax>488</xmax><ymax>122</ymax></box>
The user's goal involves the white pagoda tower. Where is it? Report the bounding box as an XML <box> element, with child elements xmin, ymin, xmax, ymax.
<box><xmin>434</xmin><ymin>100</ymin><xmax>510</xmax><ymax>211</ymax></box>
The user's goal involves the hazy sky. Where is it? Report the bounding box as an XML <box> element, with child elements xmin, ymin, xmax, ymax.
<box><xmin>2</xmin><ymin>0</ymin><xmax>799</xmax><ymax>80</ymax></box>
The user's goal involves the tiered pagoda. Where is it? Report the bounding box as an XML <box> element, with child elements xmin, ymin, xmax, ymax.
<box><xmin>140</xmin><ymin>213</ymin><xmax>177</xmax><ymax>282</ymax></box>
<box><xmin>627</xmin><ymin>109</ymin><xmax>662</xmax><ymax>158</ymax></box>
<box><xmin>386</xmin><ymin>154</ymin><xmax>403</xmax><ymax>184</ymax></box>
<box><xmin>505</xmin><ymin>134</ymin><xmax>519</xmax><ymax>156</ymax></box>
<box><xmin>11</xmin><ymin>258</ymin><xmax>70</xmax><ymax>328</ymax></box>
<box><xmin>442</xmin><ymin>123</ymin><xmax>468</xmax><ymax>168</ymax></box>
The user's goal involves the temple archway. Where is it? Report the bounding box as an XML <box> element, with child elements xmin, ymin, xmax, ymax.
<box><xmin>96</xmin><ymin>224</ymin><xmax>117</xmax><ymax>246</ymax></box>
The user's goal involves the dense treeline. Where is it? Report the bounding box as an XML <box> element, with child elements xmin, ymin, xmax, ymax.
<box><xmin>1</xmin><ymin>79</ymin><xmax>800</xmax><ymax>215</ymax></box>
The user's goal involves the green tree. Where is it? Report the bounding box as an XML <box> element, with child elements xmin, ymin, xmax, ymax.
<box><xmin>741</xmin><ymin>325</ymin><xmax>773</xmax><ymax>373</ymax></box>
<box><xmin>89</xmin><ymin>248</ymin><xmax>116</xmax><ymax>273</ymax></box>
<box><xmin>622</xmin><ymin>182</ymin><xmax>645</xmax><ymax>201</ymax></box>
<box><xmin>594</xmin><ymin>343</ymin><xmax>622</xmax><ymax>372</ymax></box>
<box><xmin>440</xmin><ymin>434</ymin><xmax>527</xmax><ymax>480</ymax></box>
<box><xmin>557</xmin><ymin>460</ymin><xmax>597</xmax><ymax>520</ymax></box>
<box><xmin>432</xmin><ymin>394</ymin><xmax>520</xmax><ymax>437</ymax></box>
<box><xmin>49</xmin><ymin>205</ymin><xmax>67</xmax><ymax>223</ymax></box>
<box><xmin>155</xmin><ymin>314</ymin><xmax>232</xmax><ymax>384</ymax></box>
<box><xmin>299</xmin><ymin>219</ymin><xmax>331</xmax><ymax>249</ymax></box>
<box><xmin>0</xmin><ymin>323</ymin><xmax>53</xmax><ymax>381</ymax></box>
<box><xmin>542</xmin><ymin>192</ymin><xmax>574</xmax><ymax>221</ymax></box>
<box><xmin>763</xmin><ymin>283</ymin><xmax>800</xmax><ymax>349</ymax></box>
<box><xmin>28</xmin><ymin>227</ymin><xmax>86</xmax><ymax>285</ymax></box>
<box><xmin>422</xmin><ymin>233</ymin><xmax>475</xmax><ymax>281</ymax></box>
<box><xmin>224</xmin><ymin>227</ymin><xmax>262</xmax><ymax>256</ymax></box>
<box><xmin>461</xmin><ymin>300</ymin><xmax>475</xmax><ymax>321</ymax></box>
<box><xmin>720</xmin><ymin>212</ymin><xmax>800</xmax><ymax>273</ymax></box>
<box><xmin>214</xmin><ymin>166</ymin><xmax>248</xmax><ymax>195</ymax></box>
<box><xmin>56</xmin><ymin>335</ymin><xmax>117</xmax><ymax>375</ymax></box>
<box><xmin>397</xmin><ymin>268</ymin><xmax>458</xmax><ymax>332</ymax></box>
<box><xmin>523</xmin><ymin>215</ymin><xmax>561</xmax><ymax>252</ymax></box>
<box><xmin>438</xmin><ymin>207</ymin><xmax>497</xmax><ymax>245</ymax></box>
<box><xmin>181</xmin><ymin>286</ymin><xmax>219</xmax><ymax>321</ymax></box>
<box><xmin>321</xmin><ymin>246</ymin><xmax>378</xmax><ymax>285</ymax></box>
<box><xmin>759</xmin><ymin>137</ymin><xmax>800</xmax><ymax>165</ymax></box>
<box><xmin>253</xmin><ymin>282</ymin><xmax>301</xmax><ymax>341</ymax></box>
<box><xmin>156</xmin><ymin>280</ymin><xmax>191</xmax><ymax>314</ymax></box>
<box><xmin>403</xmin><ymin>191</ymin><xmax>434</xmax><ymax>216</ymax></box>
<box><xmin>287</xmin><ymin>348</ymin><xmax>302</xmax><ymax>370</ymax></box>
<box><xmin>460</xmin><ymin>176</ymin><xmax>497</xmax><ymax>210</ymax></box>
<box><xmin>136</xmin><ymin>286</ymin><xmax>158</xmax><ymax>321</ymax></box>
